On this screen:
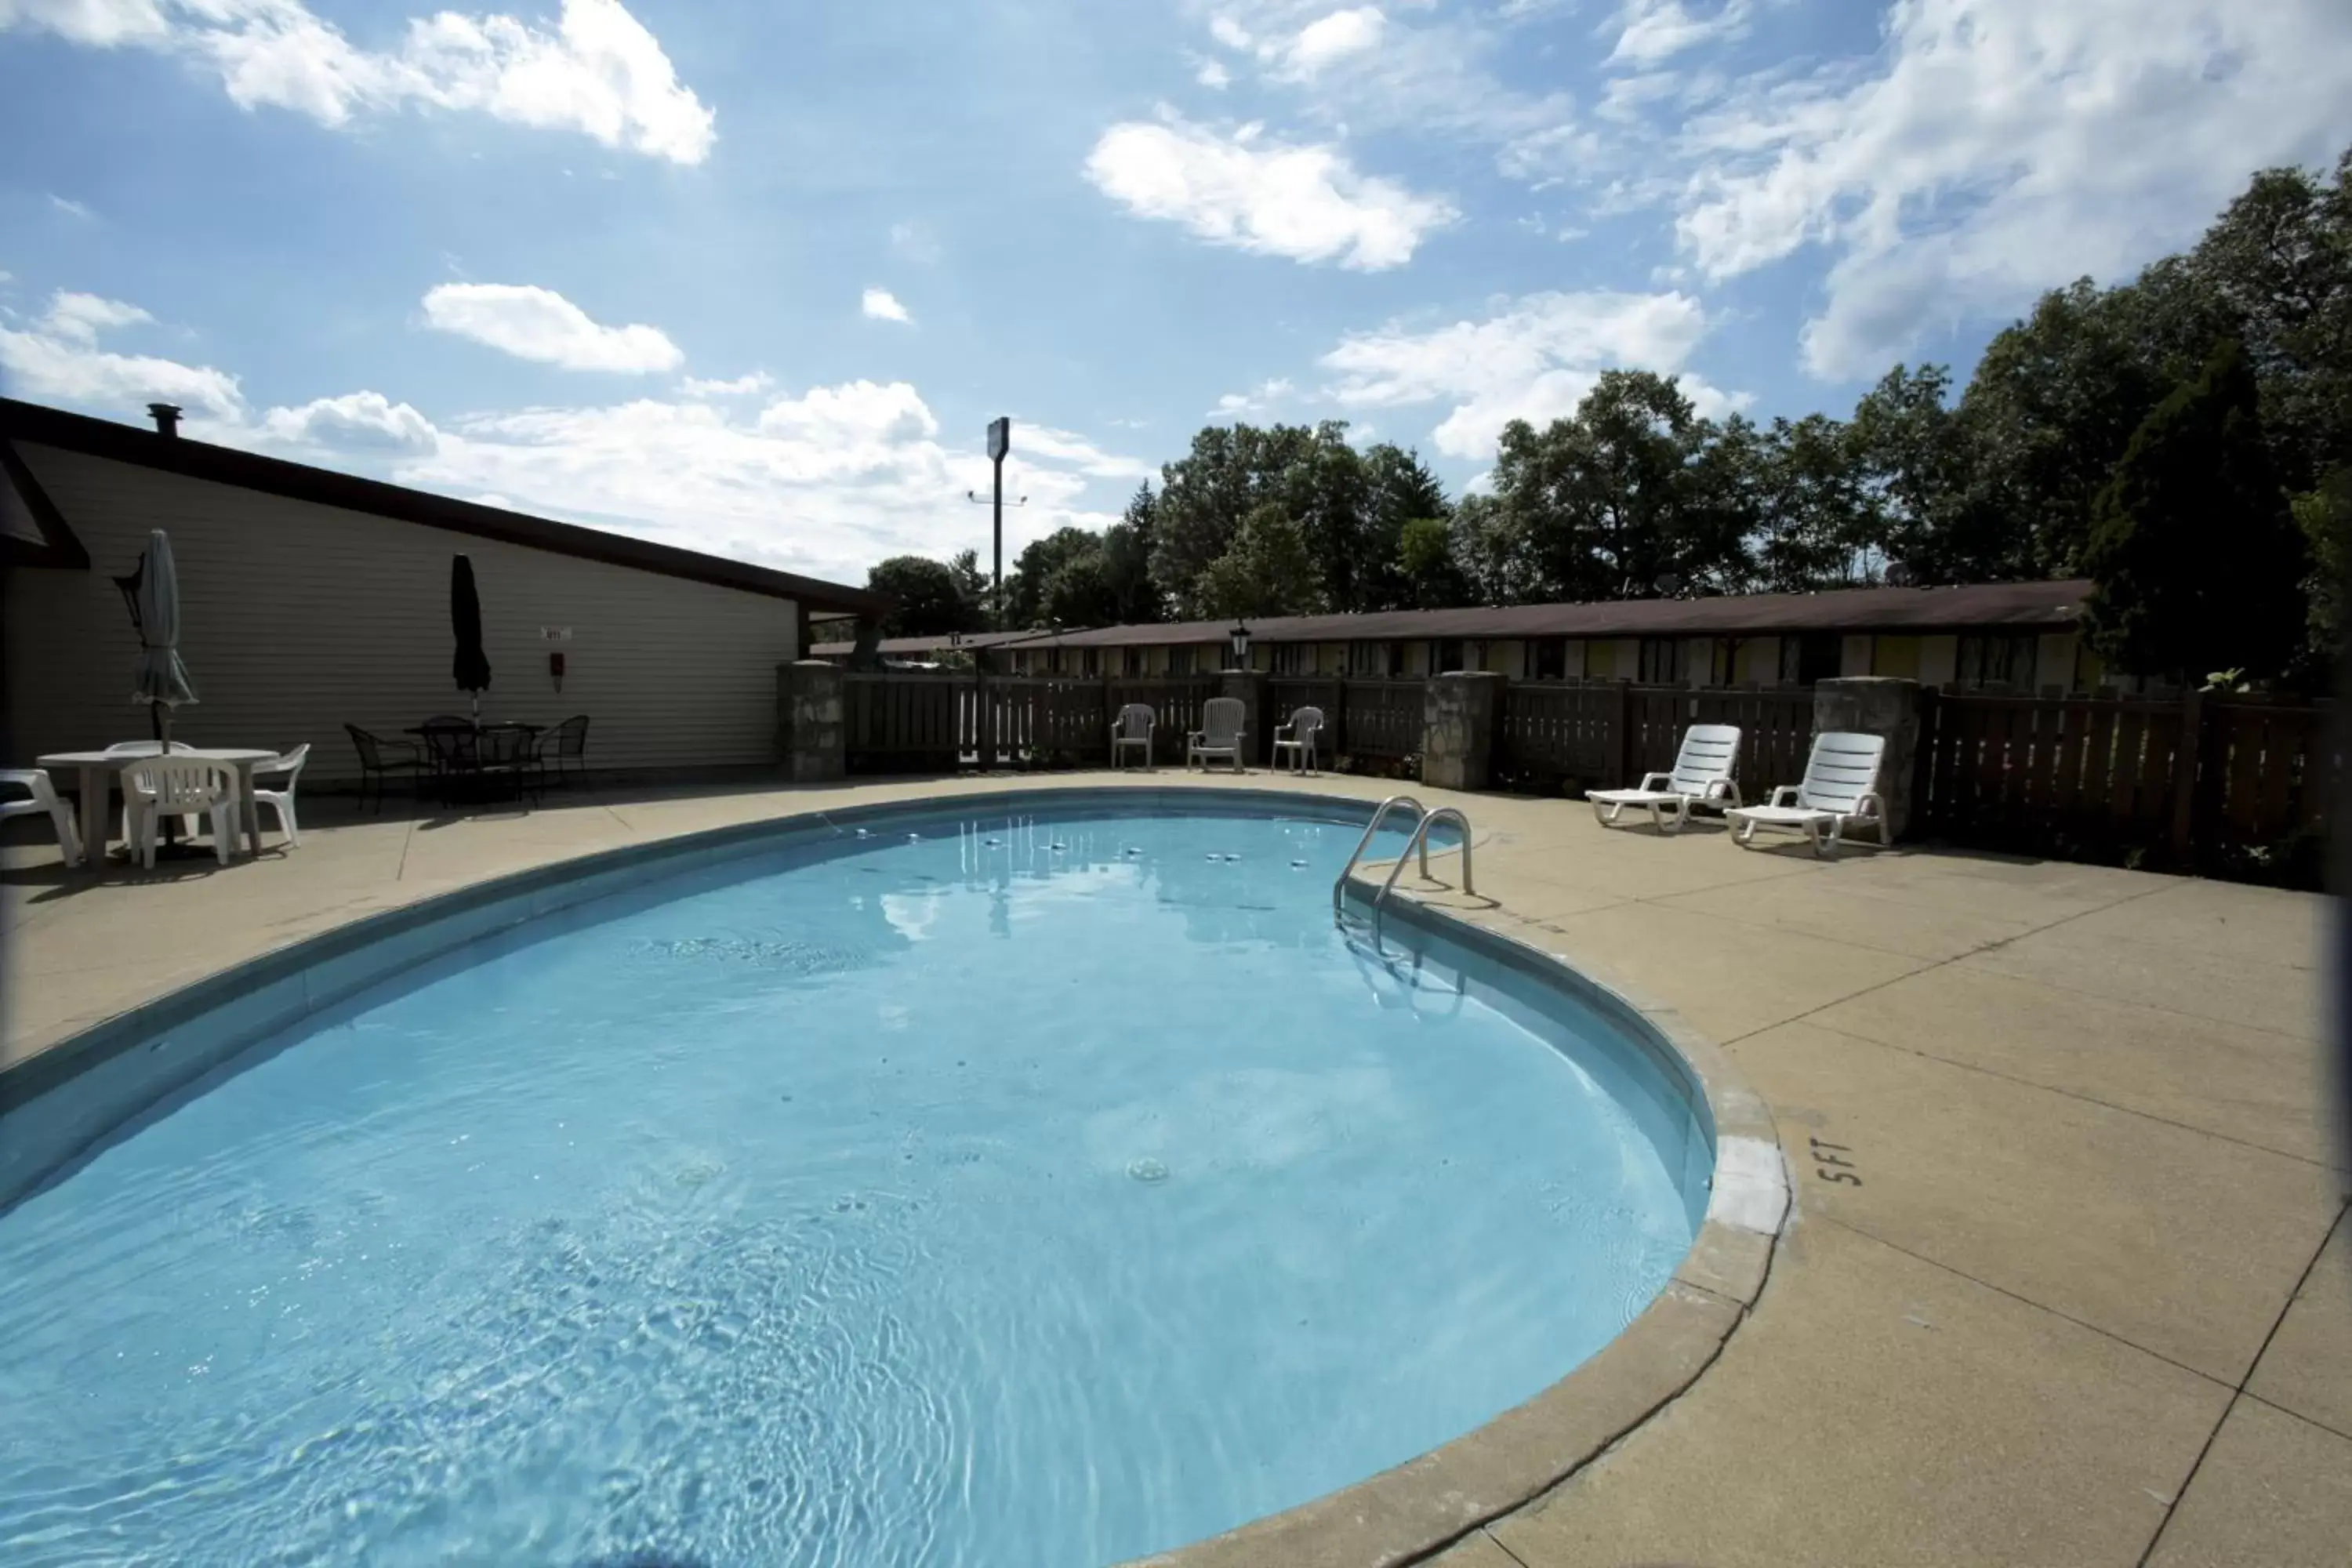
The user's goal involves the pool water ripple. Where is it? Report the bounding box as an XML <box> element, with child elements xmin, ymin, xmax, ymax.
<box><xmin>0</xmin><ymin>808</ymin><xmax>1703</xmax><ymax>1567</ymax></box>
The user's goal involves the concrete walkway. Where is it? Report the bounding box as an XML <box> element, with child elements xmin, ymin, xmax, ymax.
<box><xmin>5</xmin><ymin>771</ymin><xmax>2346</xmax><ymax>1566</ymax></box>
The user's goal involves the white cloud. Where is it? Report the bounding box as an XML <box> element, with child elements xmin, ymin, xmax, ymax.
<box><xmin>1</xmin><ymin>281</ymin><xmax>1151</xmax><ymax>582</ymax></box>
<box><xmin>1083</xmin><ymin>114</ymin><xmax>1455</xmax><ymax>270</ymax></box>
<box><xmin>0</xmin><ymin>287</ymin><xmax>243</xmax><ymax>417</ymax></box>
<box><xmin>860</xmin><ymin>287</ymin><xmax>913</xmax><ymax>324</ymax></box>
<box><xmin>1213</xmin><ymin>376</ymin><xmax>1294</xmax><ymax>416</ymax></box>
<box><xmin>257</xmin><ymin>389</ymin><xmax>438</xmax><ymax>453</ymax></box>
<box><xmin>1604</xmin><ymin>0</ymin><xmax>1752</xmax><ymax>67</ymax></box>
<box><xmin>1283</xmin><ymin>6</ymin><xmax>1385</xmax><ymax>75</ymax></box>
<box><xmin>49</xmin><ymin>194</ymin><xmax>94</xmax><ymax>219</ymax></box>
<box><xmin>1672</xmin><ymin>0</ymin><xmax>2352</xmax><ymax>378</ymax></box>
<box><xmin>1208</xmin><ymin>14</ymin><xmax>1253</xmax><ymax>49</ymax></box>
<box><xmin>1011</xmin><ymin>423</ymin><xmax>1158</xmax><ymax>480</ymax></box>
<box><xmin>1189</xmin><ymin>2</ymin><xmax>1591</xmax><ymax>185</ymax></box>
<box><xmin>420</xmin><ymin>282</ymin><xmax>683</xmax><ymax>372</ymax></box>
<box><xmin>679</xmin><ymin>370</ymin><xmax>773</xmax><ymax>397</ymax></box>
<box><xmin>1319</xmin><ymin>290</ymin><xmax>1738</xmax><ymax>458</ymax></box>
<box><xmin>1195</xmin><ymin>56</ymin><xmax>1231</xmax><ymax>89</ymax></box>
<box><xmin>0</xmin><ymin>0</ymin><xmax>716</xmax><ymax>163</ymax></box>
<box><xmin>41</xmin><ymin>291</ymin><xmax>153</xmax><ymax>343</ymax></box>
<box><xmin>887</xmin><ymin>221</ymin><xmax>942</xmax><ymax>264</ymax></box>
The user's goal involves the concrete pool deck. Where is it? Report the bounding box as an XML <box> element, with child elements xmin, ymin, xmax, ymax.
<box><xmin>5</xmin><ymin>769</ymin><xmax>2347</xmax><ymax>1566</ymax></box>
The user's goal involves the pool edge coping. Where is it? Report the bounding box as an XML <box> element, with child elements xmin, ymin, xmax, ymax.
<box><xmin>2</xmin><ymin>778</ymin><xmax>1790</xmax><ymax>1568</ymax></box>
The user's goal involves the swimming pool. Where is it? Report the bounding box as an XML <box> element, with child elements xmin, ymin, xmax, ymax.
<box><xmin>0</xmin><ymin>795</ymin><xmax>1713</xmax><ymax>1567</ymax></box>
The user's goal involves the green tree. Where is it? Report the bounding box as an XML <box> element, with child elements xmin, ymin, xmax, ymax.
<box><xmin>1396</xmin><ymin>514</ymin><xmax>1468</xmax><ymax>608</ymax></box>
<box><xmin>2082</xmin><ymin>339</ymin><xmax>2309</xmax><ymax>681</ymax></box>
<box><xmin>867</xmin><ymin>554</ymin><xmax>981</xmax><ymax>637</ymax></box>
<box><xmin>1360</xmin><ymin>443</ymin><xmax>1452</xmax><ymax>608</ymax></box>
<box><xmin>1748</xmin><ymin>413</ymin><xmax>1877</xmax><ymax>590</ymax></box>
<box><xmin>1101</xmin><ymin>483</ymin><xmax>1166</xmax><ymax>622</ymax></box>
<box><xmin>1006</xmin><ymin>528</ymin><xmax>1110</xmax><ymax>628</ymax></box>
<box><xmin>2292</xmin><ymin>465</ymin><xmax>2352</xmax><ymax>669</ymax></box>
<box><xmin>1150</xmin><ymin>423</ymin><xmax>1322</xmax><ymax>616</ymax></box>
<box><xmin>946</xmin><ymin>548</ymin><xmax>990</xmax><ymax>626</ymax></box>
<box><xmin>1195</xmin><ymin>503</ymin><xmax>1326</xmax><ymax>619</ymax></box>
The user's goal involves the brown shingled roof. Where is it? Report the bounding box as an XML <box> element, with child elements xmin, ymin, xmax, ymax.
<box><xmin>1001</xmin><ymin>579</ymin><xmax>2090</xmax><ymax>649</ymax></box>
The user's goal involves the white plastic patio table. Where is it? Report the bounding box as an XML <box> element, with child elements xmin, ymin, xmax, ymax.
<box><xmin>33</xmin><ymin>747</ymin><xmax>280</xmax><ymax>862</ymax></box>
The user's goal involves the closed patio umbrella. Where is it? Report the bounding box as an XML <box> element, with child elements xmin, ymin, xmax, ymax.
<box><xmin>451</xmin><ymin>554</ymin><xmax>491</xmax><ymax>722</ymax></box>
<box><xmin>129</xmin><ymin>529</ymin><xmax>197</xmax><ymax>746</ymax></box>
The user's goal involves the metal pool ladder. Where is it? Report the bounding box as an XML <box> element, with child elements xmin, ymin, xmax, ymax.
<box><xmin>1333</xmin><ymin>796</ymin><xmax>1474</xmax><ymax>949</ymax></box>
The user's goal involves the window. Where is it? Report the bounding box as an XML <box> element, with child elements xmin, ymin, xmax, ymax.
<box><xmin>1121</xmin><ymin>646</ymin><xmax>1142</xmax><ymax>677</ymax></box>
<box><xmin>1638</xmin><ymin>637</ymin><xmax>1685</xmax><ymax>684</ymax></box>
<box><xmin>1955</xmin><ymin>633</ymin><xmax>2038</xmax><ymax>691</ymax></box>
<box><xmin>1348</xmin><ymin>640</ymin><xmax>1388</xmax><ymax>676</ymax></box>
<box><xmin>1081</xmin><ymin>648</ymin><xmax>1101</xmax><ymax>678</ymax></box>
<box><xmin>1432</xmin><ymin>638</ymin><xmax>1465</xmax><ymax>673</ymax></box>
<box><xmin>1166</xmin><ymin>645</ymin><xmax>1194</xmax><ymax>676</ymax></box>
<box><xmin>1532</xmin><ymin>638</ymin><xmax>1567</xmax><ymax>681</ymax></box>
<box><xmin>1783</xmin><ymin>632</ymin><xmax>1842</xmax><ymax>685</ymax></box>
<box><xmin>1272</xmin><ymin>642</ymin><xmax>1308</xmax><ymax>675</ymax></box>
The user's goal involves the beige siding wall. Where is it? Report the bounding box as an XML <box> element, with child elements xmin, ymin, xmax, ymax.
<box><xmin>1841</xmin><ymin>633</ymin><xmax>1874</xmax><ymax>677</ymax></box>
<box><xmin>1486</xmin><ymin>640</ymin><xmax>1526</xmax><ymax>678</ymax></box>
<box><xmin>1740</xmin><ymin>635</ymin><xmax>1782</xmax><ymax>686</ymax></box>
<box><xmin>2038</xmin><ymin>633</ymin><xmax>2079</xmax><ymax>694</ymax></box>
<box><xmin>1918</xmin><ymin>634</ymin><xmax>1958</xmax><ymax>689</ymax></box>
<box><xmin>6</xmin><ymin>446</ymin><xmax>799</xmax><ymax>786</ymax></box>
<box><xmin>1401</xmin><ymin>641</ymin><xmax>1431</xmax><ymax>676</ymax></box>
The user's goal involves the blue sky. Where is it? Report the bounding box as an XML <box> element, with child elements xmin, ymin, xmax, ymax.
<box><xmin>4</xmin><ymin>0</ymin><xmax>2350</xmax><ymax>587</ymax></box>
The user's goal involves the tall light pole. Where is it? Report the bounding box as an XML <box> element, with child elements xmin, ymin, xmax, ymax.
<box><xmin>986</xmin><ymin>417</ymin><xmax>1010</xmax><ymax>629</ymax></box>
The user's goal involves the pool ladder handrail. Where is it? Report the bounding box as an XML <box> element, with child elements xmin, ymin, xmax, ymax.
<box><xmin>1332</xmin><ymin>794</ymin><xmax>1427</xmax><ymax>920</ymax></box>
<box><xmin>1370</xmin><ymin>807</ymin><xmax>1473</xmax><ymax>951</ymax></box>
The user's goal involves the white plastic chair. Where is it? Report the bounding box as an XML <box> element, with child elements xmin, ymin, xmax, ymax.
<box><xmin>250</xmin><ymin>742</ymin><xmax>309</xmax><ymax>847</ymax></box>
<box><xmin>106</xmin><ymin>740</ymin><xmax>196</xmax><ymax>841</ymax></box>
<box><xmin>122</xmin><ymin>756</ymin><xmax>238</xmax><ymax>869</ymax></box>
<box><xmin>1272</xmin><ymin>706</ymin><xmax>1323</xmax><ymax>775</ymax></box>
<box><xmin>1</xmin><ymin>768</ymin><xmax>85</xmax><ymax>867</ymax></box>
<box><xmin>1587</xmin><ymin>724</ymin><xmax>1743</xmax><ymax>834</ymax></box>
<box><xmin>1725</xmin><ymin>731</ymin><xmax>1889</xmax><ymax>858</ymax></box>
<box><xmin>1110</xmin><ymin>704</ymin><xmax>1156</xmax><ymax>770</ymax></box>
<box><xmin>1187</xmin><ymin>697</ymin><xmax>1247</xmax><ymax>773</ymax></box>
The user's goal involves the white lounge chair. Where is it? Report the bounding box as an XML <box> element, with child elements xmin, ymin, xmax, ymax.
<box><xmin>1</xmin><ymin>768</ymin><xmax>85</xmax><ymax>867</ymax></box>
<box><xmin>1188</xmin><ymin>697</ymin><xmax>1247</xmax><ymax>772</ymax></box>
<box><xmin>1272</xmin><ymin>706</ymin><xmax>1323</xmax><ymax>774</ymax></box>
<box><xmin>1111</xmin><ymin>704</ymin><xmax>1156</xmax><ymax>770</ymax></box>
<box><xmin>122</xmin><ymin>756</ymin><xmax>238</xmax><ymax>869</ymax></box>
<box><xmin>1726</xmin><ymin>731</ymin><xmax>1888</xmax><ymax>858</ymax></box>
<box><xmin>251</xmin><ymin>742</ymin><xmax>310</xmax><ymax>846</ymax></box>
<box><xmin>1587</xmin><ymin>724</ymin><xmax>1742</xmax><ymax>834</ymax></box>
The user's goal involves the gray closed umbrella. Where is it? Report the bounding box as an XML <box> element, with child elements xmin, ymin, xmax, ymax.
<box><xmin>129</xmin><ymin>529</ymin><xmax>197</xmax><ymax>745</ymax></box>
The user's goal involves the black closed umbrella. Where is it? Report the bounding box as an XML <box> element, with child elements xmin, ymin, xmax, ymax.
<box><xmin>451</xmin><ymin>554</ymin><xmax>491</xmax><ymax>722</ymax></box>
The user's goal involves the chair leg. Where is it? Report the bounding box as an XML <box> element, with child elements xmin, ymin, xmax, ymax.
<box><xmin>211</xmin><ymin>805</ymin><xmax>232</xmax><ymax>866</ymax></box>
<box><xmin>50</xmin><ymin>805</ymin><xmax>83</xmax><ymax>866</ymax></box>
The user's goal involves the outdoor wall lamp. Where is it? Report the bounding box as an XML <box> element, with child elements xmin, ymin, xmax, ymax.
<box><xmin>1229</xmin><ymin>622</ymin><xmax>1251</xmax><ymax>668</ymax></box>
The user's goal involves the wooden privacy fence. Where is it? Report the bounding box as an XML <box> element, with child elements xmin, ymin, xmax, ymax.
<box><xmin>844</xmin><ymin>672</ymin><xmax>1223</xmax><ymax>770</ymax></box>
<box><xmin>1916</xmin><ymin>689</ymin><xmax>2339</xmax><ymax>873</ymax></box>
<box><xmin>1497</xmin><ymin>681</ymin><xmax>1816</xmax><ymax>797</ymax></box>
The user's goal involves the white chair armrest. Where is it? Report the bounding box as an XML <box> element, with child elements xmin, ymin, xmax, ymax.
<box><xmin>1850</xmin><ymin>791</ymin><xmax>1884</xmax><ymax>820</ymax></box>
<box><xmin>1704</xmin><ymin>778</ymin><xmax>1737</xmax><ymax>800</ymax></box>
<box><xmin>1638</xmin><ymin>771</ymin><xmax>1671</xmax><ymax>791</ymax></box>
<box><xmin>1768</xmin><ymin>786</ymin><xmax>1799</xmax><ymax>808</ymax></box>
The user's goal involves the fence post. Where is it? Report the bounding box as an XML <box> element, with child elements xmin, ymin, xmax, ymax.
<box><xmin>1334</xmin><ymin>676</ymin><xmax>1349</xmax><ymax>757</ymax></box>
<box><xmin>1911</xmin><ymin>685</ymin><xmax>1940</xmax><ymax>837</ymax></box>
<box><xmin>1101</xmin><ymin>672</ymin><xmax>1118</xmax><ymax>765</ymax></box>
<box><xmin>2168</xmin><ymin>688</ymin><xmax>2206</xmax><ymax>861</ymax></box>
<box><xmin>1423</xmin><ymin>671</ymin><xmax>1503</xmax><ymax>791</ymax></box>
<box><xmin>1221</xmin><ymin>667</ymin><xmax>1270</xmax><ymax>767</ymax></box>
<box><xmin>976</xmin><ymin>658</ymin><xmax>996</xmax><ymax>771</ymax></box>
<box><xmin>1612</xmin><ymin>680</ymin><xmax>1635</xmax><ymax>787</ymax></box>
<box><xmin>1813</xmin><ymin>677</ymin><xmax>1922</xmax><ymax>840</ymax></box>
<box><xmin>776</xmin><ymin>660</ymin><xmax>845</xmax><ymax>782</ymax></box>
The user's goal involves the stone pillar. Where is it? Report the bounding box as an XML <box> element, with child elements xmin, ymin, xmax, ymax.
<box><xmin>777</xmin><ymin>659</ymin><xmax>845</xmax><ymax>782</ymax></box>
<box><xmin>1221</xmin><ymin>668</ymin><xmax>1269</xmax><ymax>768</ymax></box>
<box><xmin>1812</xmin><ymin>676</ymin><xmax>1920</xmax><ymax>840</ymax></box>
<box><xmin>1422</xmin><ymin>671</ymin><xmax>1503</xmax><ymax>792</ymax></box>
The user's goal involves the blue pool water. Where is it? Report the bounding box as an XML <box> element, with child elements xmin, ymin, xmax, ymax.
<box><xmin>0</xmin><ymin>804</ymin><xmax>1704</xmax><ymax>1568</ymax></box>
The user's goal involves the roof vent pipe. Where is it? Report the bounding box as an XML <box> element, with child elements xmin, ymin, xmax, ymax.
<box><xmin>147</xmin><ymin>402</ymin><xmax>182</xmax><ymax>438</ymax></box>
